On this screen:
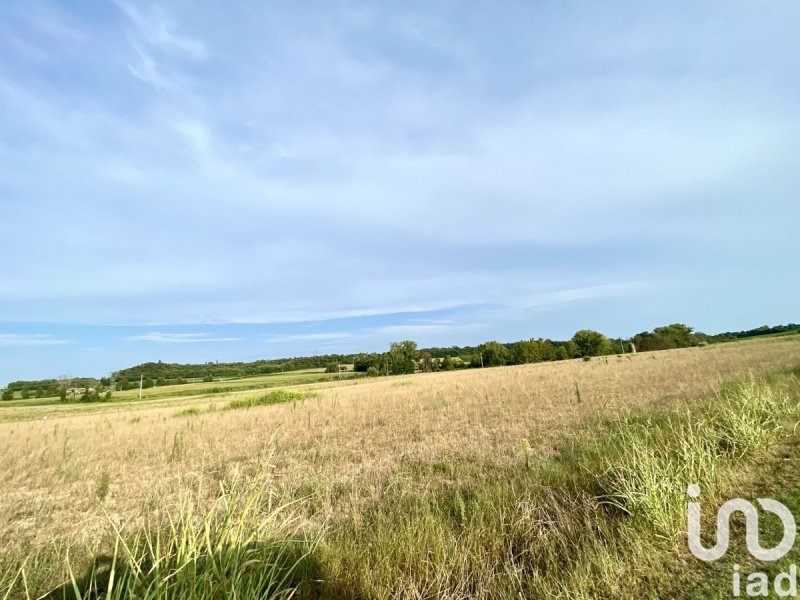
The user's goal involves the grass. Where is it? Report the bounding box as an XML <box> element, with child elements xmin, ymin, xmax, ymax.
<box><xmin>224</xmin><ymin>390</ymin><xmax>313</xmax><ymax>411</ymax></box>
<box><xmin>678</xmin><ymin>422</ymin><xmax>800</xmax><ymax>598</ymax></box>
<box><xmin>173</xmin><ymin>406</ymin><xmax>203</xmax><ymax>417</ymax></box>
<box><xmin>1</xmin><ymin>337</ymin><xmax>800</xmax><ymax>598</ymax></box>
<box><xmin>4</xmin><ymin>473</ymin><xmax>317</xmax><ymax>600</ymax></box>
<box><xmin>111</xmin><ymin>371</ymin><xmax>357</xmax><ymax>403</ymax></box>
<box><xmin>5</xmin><ymin>372</ymin><xmax>796</xmax><ymax>598</ymax></box>
<box><xmin>310</xmin><ymin>373</ymin><xmax>799</xmax><ymax>598</ymax></box>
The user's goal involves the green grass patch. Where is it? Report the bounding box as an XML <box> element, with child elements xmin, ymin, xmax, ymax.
<box><xmin>173</xmin><ymin>406</ymin><xmax>202</xmax><ymax>417</ymax></box>
<box><xmin>224</xmin><ymin>389</ymin><xmax>313</xmax><ymax>411</ymax></box>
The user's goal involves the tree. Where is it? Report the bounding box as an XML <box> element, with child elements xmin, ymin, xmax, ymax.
<box><xmin>387</xmin><ymin>341</ymin><xmax>418</xmax><ymax>375</ymax></box>
<box><xmin>511</xmin><ymin>340</ymin><xmax>537</xmax><ymax>364</ymax></box>
<box><xmin>633</xmin><ymin>323</ymin><xmax>697</xmax><ymax>352</ymax></box>
<box><xmin>480</xmin><ymin>341</ymin><xmax>511</xmax><ymax>367</ymax></box>
<box><xmin>535</xmin><ymin>339</ymin><xmax>557</xmax><ymax>362</ymax></box>
<box><xmin>441</xmin><ymin>356</ymin><xmax>455</xmax><ymax>371</ymax></box>
<box><xmin>571</xmin><ymin>330</ymin><xmax>611</xmax><ymax>357</ymax></box>
<box><xmin>366</xmin><ymin>366</ymin><xmax>379</xmax><ymax>377</ymax></box>
<box><xmin>419</xmin><ymin>351</ymin><xmax>433</xmax><ymax>372</ymax></box>
<box><xmin>1</xmin><ymin>389</ymin><xmax>12</xmax><ymax>401</ymax></box>
<box><xmin>353</xmin><ymin>353</ymin><xmax>381</xmax><ymax>372</ymax></box>
<box><xmin>325</xmin><ymin>363</ymin><xmax>339</xmax><ymax>373</ymax></box>
<box><xmin>654</xmin><ymin>323</ymin><xmax>696</xmax><ymax>347</ymax></box>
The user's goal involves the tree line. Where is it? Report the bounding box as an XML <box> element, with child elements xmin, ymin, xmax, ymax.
<box><xmin>3</xmin><ymin>323</ymin><xmax>797</xmax><ymax>399</ymax></box>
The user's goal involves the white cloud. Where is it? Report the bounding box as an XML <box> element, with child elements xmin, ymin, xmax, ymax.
<box><xmin>263</xmin><ymin>332</ymin><xmax>354</xmax><ymax>343</ymax></box>
<box><xmin>123</xmin><ymin>332</ymin><xmax>240</xmax><ymax>343</ymax></box>
<box><xmin>0</xmin><ymin>334</ymin><xmax>71</xmax><ymax>346</ymax></box>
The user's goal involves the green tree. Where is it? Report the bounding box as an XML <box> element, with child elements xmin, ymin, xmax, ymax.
<box><xmin>480</xmin><ymin>341</ymin><xmax>511</xmax><ymax>367</ymax></box>
<box><xmin>571</xmin><ymin>330</ymin><xmax>611</xmax><ymax>357</ymax></box>
<box><xmin>633</xmin><ymin>323</ymin><xmax>697</xmax><ymax>352</ymax></box>
<box><xmin>654</xmin><ymin>323</ymin><xmax>696</xmax><ymax>347</ymax></box>
<box><xmin>353</xmin><ymin>353</ymin><xmax>381</xmax><ymax>372</ymax></box>
<box><xmin>387</xmin><ymin>341</ymin><xmax>418</xmax><ymax>375</ymax></box>
<box><xmin>1</xmin><ymin>389</ymin><xmax>12</xmax><ymax>401</ymax></box>
<box><xmin>419</xmin><ymin>351</ymin><xmax>433</xmax><ymax>372</ymax></box>
<box><xmin>511</xmin><ymin>340</ymin><xmax>537</xmax><ymax>364</ymax></box>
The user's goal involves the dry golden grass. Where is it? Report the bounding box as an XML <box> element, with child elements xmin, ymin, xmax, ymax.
<box><xmin>1</xmin><ymin>336</ymin><xmax>799</xmax><ymax>586</ymax></box>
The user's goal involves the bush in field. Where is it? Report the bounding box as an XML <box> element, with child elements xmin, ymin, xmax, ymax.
<box><xmin>1</xmin><ymin>389</ymin><xmax>12</xmax><ymax>401</ymax></box>
<box><xmin>366</xmin><ymin>366</ymin><xmax>379</xmax><ymax>377</ymax></box>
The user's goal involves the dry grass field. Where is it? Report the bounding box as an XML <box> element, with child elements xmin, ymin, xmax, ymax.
<box><xmin>2</xmin><ymin>336</ymin><xmax>800</xmax><ymax>598</ymax></box>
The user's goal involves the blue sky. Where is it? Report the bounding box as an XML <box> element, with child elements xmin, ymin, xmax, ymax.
<box><xmin>1</xmin><ymin>1</ymin><xmax>798</xmax><ymax>383</ymax></box>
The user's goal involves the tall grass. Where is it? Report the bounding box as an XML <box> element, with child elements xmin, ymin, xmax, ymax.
<box><xmin>4</xmin><ymin>373</ymin><xmax>798</xmax><ymax>599</ymax></box>
<box><xmin>7</xmin><ymin>474</ymin><xmax>316</xmax><ymax>600</ymax></box>
<box><xmin>315</xmin><ymin>374</ymin><xmax>799</xmax><ymax>598</ymax></box>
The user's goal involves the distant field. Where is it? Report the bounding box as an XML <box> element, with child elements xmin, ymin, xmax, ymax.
<box><xmin>0</xmin><ymin>368</ymin><xmax>361</xmax><ymax>417</ymax></box>
<box><xmin>1</xmin><ymin>336</ymin><xmax>799</xmax><ymax>598</ymax></box>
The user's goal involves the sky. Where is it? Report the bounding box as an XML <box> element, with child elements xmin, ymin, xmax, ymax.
<box><xmin>1</xmin><ymin>1</ymin><xmax>798</xmax><ymax>384</ymax></box>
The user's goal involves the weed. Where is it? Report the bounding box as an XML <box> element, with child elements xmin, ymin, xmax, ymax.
<box><xmin>95</xmin><ymin>471</ymin><xmax>110</xmax><ymax>502</ymax></box>
<box><xmin>169</xmin><ymin>432</ymin><xmax>185</xmax><ymax>463</ymax></box>
<box><xmin>522</xmin><ymin>437</ymin><xmax>532</xmax><ymax>469</ymax></box>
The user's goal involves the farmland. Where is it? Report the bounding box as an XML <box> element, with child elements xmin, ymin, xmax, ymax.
<box><xmin>1</xmin><ymin>335</ymin><xmax>799</xmax><ymax>598</ymax></box>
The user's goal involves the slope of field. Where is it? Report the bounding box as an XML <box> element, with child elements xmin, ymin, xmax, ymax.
<box><xmin>1</xmin><ymin>336</ymin><xmax>799</xmax><ymax>597</ymax></box>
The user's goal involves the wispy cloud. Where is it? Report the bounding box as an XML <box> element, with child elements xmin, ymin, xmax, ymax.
<box><xmin>263</xmin><ymin>332</ymin><xmax>354</xmax><ymax>343</ymax></box>
<box><xmin>113</xmin><ymin>0</ymin><xmax>207</xmax><ymax>59</ymax></box>
<box><xmin>123</xmin><ymin>332</ymin><xmax>240</xmax><ymax>343</ymax></box>
<box><xmin>368</xmin><ymin>323</ymin><xmax>487</xmax><ymax>337</ymax></box>
<box><xmin>0</xmin><ymin>334</ymin><xmax>71</xmax><ymax>346</ymax></box>
<box><xmin>127</xmin><ymin>44</ymin><xmax>173</xmax><ymax>92</ymax></box>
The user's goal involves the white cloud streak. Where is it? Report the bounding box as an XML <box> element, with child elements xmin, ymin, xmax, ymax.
<box><xmin>123</xmin><ymin>333</ymin><xmax>240</xmax><ymax>343</ymax></box>
<box><xmin>0</xmin><ymin>334</ymin><xmax>71</xmax><ymax>346</ymax></box>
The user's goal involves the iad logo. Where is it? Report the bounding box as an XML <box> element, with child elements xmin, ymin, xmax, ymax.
<box><xmin>687</xmin><ymin>484</ymin><xmax>798</xmax><ymax>597</ymax></box>
<box><xmin>687</xmin><ymin>484</ymin><xmax>796</xmax><ymax>562</ymax></box>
